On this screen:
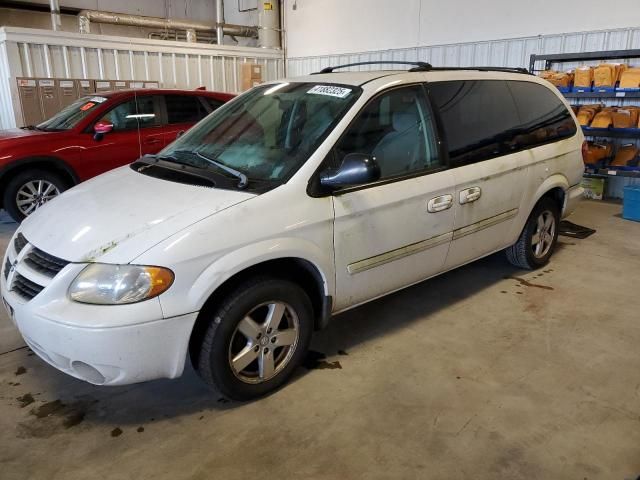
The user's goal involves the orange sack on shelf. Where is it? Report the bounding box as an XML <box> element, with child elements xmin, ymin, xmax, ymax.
<box><xmin>591</xmin><ymin>110</ymin><xmax>614</xmax><ymax>128</ymax></box>
<box><xmin>574</xmin><ymin>66</ymin><xmax>594</xmax><ymax>87</ymax></box>
<box><xmin>594</xmin><ymin>64</ymin><xmax>616</xmax><ymax>87</ymax></box>
<box><xmin>619</xmin><ymin>68</ymin><xmax>640</xmax><ymax>89</ymax></box>
<box><xmin>584</xmin><ymin>142</ymin><xmax>613</xmax><ymax>164</ymax></box>
<box><xmin>610</xmin><ymin>144</ymin><xmax>639</xmax><ymax>166</ymax></box>
<box><xmin>612</xmin><ymin>108</ymin><xmax>640</xmax><ymax>129</ymax></box>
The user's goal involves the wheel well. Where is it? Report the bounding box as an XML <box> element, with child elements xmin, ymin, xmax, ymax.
<box><xmin>188</xmin><ymin>258</ymin><xmax>327</xmax><ymax>363</ymax></box>
<box><xmin>0</xmin><ymin>159</ymin><xmax>78</xmax><ymax>208</ymax></box>
<box><xmin>542</xmin><ymin>187</ymin><xmax>565</xmax><ymax>213</ymax></box>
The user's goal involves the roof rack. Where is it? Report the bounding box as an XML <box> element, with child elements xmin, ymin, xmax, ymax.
<box><xmin>316</xmin><ymin>61</ymin><xmax>433</xmax><ymax>74</ymax></box>
<box><xmin>313</xmin><ymin>61</ymin><xmax>531</xmax><ymax>75</ymax></box>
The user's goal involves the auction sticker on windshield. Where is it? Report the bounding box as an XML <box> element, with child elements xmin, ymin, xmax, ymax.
<box><xmin>307</xmin><ymin>85</ymin><xmax>352</xmax><ymax>98</ymax></box>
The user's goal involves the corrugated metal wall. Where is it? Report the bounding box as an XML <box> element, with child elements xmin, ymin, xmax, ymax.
<box><xmin>287</xmin><ymin>26</ymin><xmax>640</xmax><ymax>75</ymax></box>
<box><xmin>0</xmin><ymin>26</ymin><xmax>284</xmax><ymax>129</ymax></box>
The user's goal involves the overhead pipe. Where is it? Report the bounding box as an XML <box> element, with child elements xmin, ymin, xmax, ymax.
<box><xmin>49</xmin><ymin>0</ymin><xmax>62</xmax><ymax>31</ymax></box>
<box><xmin>77</xmin><ymin>10</ymin><xmax>258</xmax><ymax>41</ymax></box>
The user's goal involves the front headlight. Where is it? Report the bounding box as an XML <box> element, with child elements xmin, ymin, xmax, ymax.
<box><xmin>69</xmin><ymin>264</ymin><xmax>174</xmax><ymax>305</ymax></box>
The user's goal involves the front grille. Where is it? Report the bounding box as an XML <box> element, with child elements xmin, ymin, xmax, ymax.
<box><xmin>14</xmin><ymin>233</ymin><xmax>27</xmax><ymax>254</ymax></box>
<box><xmin>4</xmin><ymin>258</ymin><xmax>11</xmax><ymax>280</ymax></box>
<box><xmin>11</xmin><ymin>273</ymin><xmax>44</xmax><ymax>301</ymax></box>
<box><xmin>24</xmin><ymin>247</ymin><xmax>69</xmax><ymax>278</ymax></box>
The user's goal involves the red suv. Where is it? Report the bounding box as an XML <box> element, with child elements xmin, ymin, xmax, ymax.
<box><xmin>0</xmin><ymin>88</ymin><xmax>234</xmax><ymax>222</ymax></box>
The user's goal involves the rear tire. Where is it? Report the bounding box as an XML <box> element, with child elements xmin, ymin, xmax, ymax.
<box><xmin>193</xmin><ymin>277</ymin><xmax>313</xmax><ymax>401</ymax></box>
<box><xmin>3</xmin><ymin>169</ymin><xmax>67</xmax><ymax>223</ymax></box>
<box><xmin>506</xmin><ymin>197</ymin><xmax>560</xmax><ymax>270</ymax></box>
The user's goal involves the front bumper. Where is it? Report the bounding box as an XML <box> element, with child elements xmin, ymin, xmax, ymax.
<box><xmin>563</xmin><ymin>184</ymin><xmax>584</xmax><ymax>218</ymax></box>
<box><xmin>1</xmin><ymin>236</ymin><xmax>197</xmax><ymax>386</ymax></box>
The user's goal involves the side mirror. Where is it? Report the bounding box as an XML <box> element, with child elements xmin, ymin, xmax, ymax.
<box><xmin>320</xmin><ymin>153</ymin><xmax>381</xmax><ymax>190</ymax></box>
<box><xmin>93</xmin><ymin>120</ymin><xmax>113</xmax><ymax>141</ymax></box>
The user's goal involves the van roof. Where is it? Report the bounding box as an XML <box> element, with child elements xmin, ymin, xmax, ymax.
<box><xmin>286</xmin><ymin>68</ymin><xmax>538</xmax><ymax>87</ymax></box>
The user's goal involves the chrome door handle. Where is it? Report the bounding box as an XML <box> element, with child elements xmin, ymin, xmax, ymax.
<box><xmin>459</xmin><ymin>187</ymin><xmax>482</xmax><ymax>204</ymax></box>
<box><xmin>427</xmin><ymin>194</ymin><xmax>453</xmax><ymax>213</ymax></box>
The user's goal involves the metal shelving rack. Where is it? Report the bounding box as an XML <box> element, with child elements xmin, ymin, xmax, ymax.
<box><xmin>529</xmin><ymin>50</ymin><xmax>640</xmax><ymax>189</ymax></box>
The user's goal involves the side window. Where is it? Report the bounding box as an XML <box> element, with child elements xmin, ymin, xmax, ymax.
<box><xmin>428</xmin><ymin>80</ymin><xmax>520</xmax><ymax>166</ymax></box>
<box><xmin>205</xmin><ymin>97</ymin><xmax>225</xmax><ymax>112</ymax></box>
<box><xmin>165</xmin><ymin>95</ymin><xmax>209</xmax><ymax>124</ymax></box>
<box><xmin>335</xmin><ymin>86</ymin><xmax>441</xmax><ymax>180</ymax></box>
<box><xmin>99</xmin><ymin>96</ymin><xmax>158</xmax><ymax>131</ymax></box>
<box><xmin>507</xmin><ymin>81</ymin><xmax>577</xmax><ymax>147</ymax></box>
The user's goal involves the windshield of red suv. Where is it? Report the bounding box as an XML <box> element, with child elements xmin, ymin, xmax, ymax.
<box><xmin>36</xmin><ymin>96</ymin><xmax>109</xmax><ymax>131</ymax></box>
<box><xmin>160</xmin><ymin>82</ymin><xmax>361</xmax><ymax>183</ymax></box>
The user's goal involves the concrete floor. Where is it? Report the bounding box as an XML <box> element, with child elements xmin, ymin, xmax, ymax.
<box><xmin>0</xmin><ymin>201</ymin><xmax>639</xmax><ymax>480</ymax></box>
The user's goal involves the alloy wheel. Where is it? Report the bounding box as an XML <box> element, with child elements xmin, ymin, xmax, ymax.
<box><xmin>16</xmin><ymin>180</ymin><xmax>61</xmax><ymax>216</ymax></box>
<box><xmin>531</xmin><ymin>210</ymin><xmax>556</xmax><ymax>258</ymax></box>
<box><xmin>228</xmin><ymin>301</ymin><xmax>300</xmax><ymax>384</ymax></box>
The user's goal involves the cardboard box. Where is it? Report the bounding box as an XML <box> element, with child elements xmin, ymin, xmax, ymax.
<box><xmin>241</xmin><ymin>63</ymin><xmax>263</xmax><ymax>91</ymax></box>
<box><xmin>581</xmin><ymin>177</ymin><xmax>605</xmax><ymax>200</ymax></box>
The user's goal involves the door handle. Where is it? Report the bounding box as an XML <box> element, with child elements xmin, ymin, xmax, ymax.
<box><xmin>459</xmin><ymin>187</ymin><xmax>482</xmax><ymax>204</ymax></box>
<box><xmin>427</xmin><ymin>194</ymin><xmax>453</xmax><ymax>213</ymax></box>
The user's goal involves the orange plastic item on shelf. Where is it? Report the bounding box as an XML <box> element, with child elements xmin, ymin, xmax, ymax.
<box><xmin>591</xmin><ymin>111</ymin><xmax>614</xmax><ymax>128</ymax></box>
<box><xmin>612</xmin><ymin>108</ymin><xmax>640</xmax><ymax>129</ymax></box>
<box><xmin>584</xmin><ymin>142</ymin><xmax>613</xmax><ymax>164</ymax></box>
<box><xmin>574</xmin><ymin>66</ymin><xmax>594</xmax><ymax>87</ymax></box>
<box><xmin>594</xmin><ymin>64</ymin><xmax>616</xmax><ymax>87</ymax></box>
<box><xmin>610</xmin><ymin>145</ymin><xmax>639</xmax><ymax>166</ymax></box>
<box><xmin>576</xmin><ymin>105</ymin><xmax>602</xmax><ymax>126</ymax></box>
<box><xmin>541</xmin><ymin>71</ymin><xmax>573</xmax><ymax>88</ymax></box>
<box><xmin>619</xmin><ymin>68</ymin><xmax>640</xmax><ymax>89</ymax></box>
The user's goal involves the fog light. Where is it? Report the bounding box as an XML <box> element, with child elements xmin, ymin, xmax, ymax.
<box><xmin>71</xmin><ymin>361</ymin><xmax>106</xmax><ymax>385</ymax></box>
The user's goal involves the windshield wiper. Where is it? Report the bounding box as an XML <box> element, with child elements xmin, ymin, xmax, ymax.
<box><xmin>194</xmin><ymin>151</ymin><xmax>248</xmax><ymax>189</ymax></box>
<box><xmin>191</xmin><ymin>151</ymin><xmax>248</xmax><ymax>189</ymax></box>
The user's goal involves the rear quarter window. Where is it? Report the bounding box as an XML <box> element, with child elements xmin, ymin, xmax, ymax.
<box><xmin>429</xmin><ymin>79</ymin><xmax>576</xmax><ymax>167</ymax></box>
<box><xmin>506</xmin><ymin>80</ymin><xmax>577</xmax><ymax>148</ymax></box>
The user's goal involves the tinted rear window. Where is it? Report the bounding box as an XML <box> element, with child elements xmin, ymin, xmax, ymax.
<box><xmin>429</xmin><ymin>80</ymin><xmax>576</xmax><ymax>166</ymax></box>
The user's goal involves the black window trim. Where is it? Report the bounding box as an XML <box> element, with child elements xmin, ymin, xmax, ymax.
<box><xmin>307</xmin><ymin>82</ymin><xmax>450</xmax><ymax>198</ymax></box>
<box><xmin>424</xmin><ymin>78</ymin><xmax>579</xmax><ymax>171</ymax></box>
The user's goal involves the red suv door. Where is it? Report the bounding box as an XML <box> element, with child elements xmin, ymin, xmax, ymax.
<box><xmin>162</xmin><ymin>94</ymin><xmax>223</xmax><ymax>146</ymax></box>
<box><xmin>74</xmin><ymin>94</ymin><xmax>165</xmax><ymax>178</ymax></box>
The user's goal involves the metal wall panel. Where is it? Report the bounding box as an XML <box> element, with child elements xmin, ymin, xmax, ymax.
<box><xmin>0</xmin><ymin>26</ymin><xmax>284</xmax><ymax>129</ymax></box>
<box><xmin>287</xmin><ymin>26</ymin><xmax>640</xmax><ymax>76</ymax></box>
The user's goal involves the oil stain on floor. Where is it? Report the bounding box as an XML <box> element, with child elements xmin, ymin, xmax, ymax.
<box><xmin>303</xmin><ymin>350</ymin><xmax>342</xmax><ymax>370</ymax></box>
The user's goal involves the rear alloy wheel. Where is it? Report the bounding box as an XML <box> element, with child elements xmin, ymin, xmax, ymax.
<box><xmin>505</xmin><ymin>197</ymin><xmax>560</xmax><ymax>269</ymax></box>
<box><xmin>3</xmin><ymin>170</ymin><xmax>66</xmax><ymax>222</ymax></box>
<box><xmin>194</xmin><ymin>277</ymin><xmax>313</xmax><ymax>401</ymax></box>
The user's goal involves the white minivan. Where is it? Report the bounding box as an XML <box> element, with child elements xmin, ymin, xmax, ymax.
<box><xmin>1</xmin><ymin>63</ymin><xmax>584</xmax><ymax>400</ymax></box>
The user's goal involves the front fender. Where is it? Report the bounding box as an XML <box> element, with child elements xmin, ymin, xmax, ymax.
<box><xmin>159</xmin><ymin>237</ymin><xmax>334</xmax><ymax>319</ymax></box>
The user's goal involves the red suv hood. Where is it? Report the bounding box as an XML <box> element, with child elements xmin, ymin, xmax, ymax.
<box><xmin>0</xmin><ymin>128</ymin><xmax>46</xmax><ymax>140</ymax></box>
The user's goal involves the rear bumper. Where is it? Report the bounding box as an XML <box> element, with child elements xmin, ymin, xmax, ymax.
<box><xmin>563</xmin><ymin>184</ymin><xmax>584</xmax><ymax>218</ymax></box>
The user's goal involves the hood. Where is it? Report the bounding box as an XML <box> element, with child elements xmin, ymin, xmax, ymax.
<box><xmin>0</xmin><ymin>128</ymin><xmax>48</xmax><ymax>141</ymax></box>
<box><xmin>20</xmin><ymin>166</ymin><xmax>256</xmax><ymax>263</ymax></box>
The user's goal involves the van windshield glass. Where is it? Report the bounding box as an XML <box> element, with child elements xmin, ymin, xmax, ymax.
<box><xmin>160</xmin><ymin>83</ymin><xmax>361</xmax><ymax>183</ymax></box>
<box><xmin>37</xmin><ymin>96</ymin><xmax>108</xmax><ymax>131</ymax></box>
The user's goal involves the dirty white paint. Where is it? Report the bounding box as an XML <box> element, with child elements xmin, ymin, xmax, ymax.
<box><xmin>1</xmin><ymin>69</ymin><xmax>584</xmax><ymax>388</ymax></box>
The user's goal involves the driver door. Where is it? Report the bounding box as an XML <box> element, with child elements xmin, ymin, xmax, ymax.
<box><xmin>330</xmin><ymin>85</ymin><xmax>456</xmax><ymax>310</ymax></box>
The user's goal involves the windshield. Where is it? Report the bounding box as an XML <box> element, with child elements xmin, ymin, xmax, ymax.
<box><xmin>160</xmin><ymin>82</ymin><xmax>361</xmax><ymax>184</ymax></box>
<box><xmin>37</xmin><ymin>96</ymin><xmax>109</xmax><ymax>131</ymax></box>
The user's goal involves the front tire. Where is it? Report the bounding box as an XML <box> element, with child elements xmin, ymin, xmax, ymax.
<box><xmin>506</xmin><ymin>197</ymin><xmax>560</xmax><ymax>270</ymax></box>
<box><xmin>3</xmin><ymin>169</ymin><xmax>66</xmax><ymax>222</ymax></box>
<box><xmin>194</xmin><ymin>277</ymin><xmax>313</xmax><ymax>401</ymax></box>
